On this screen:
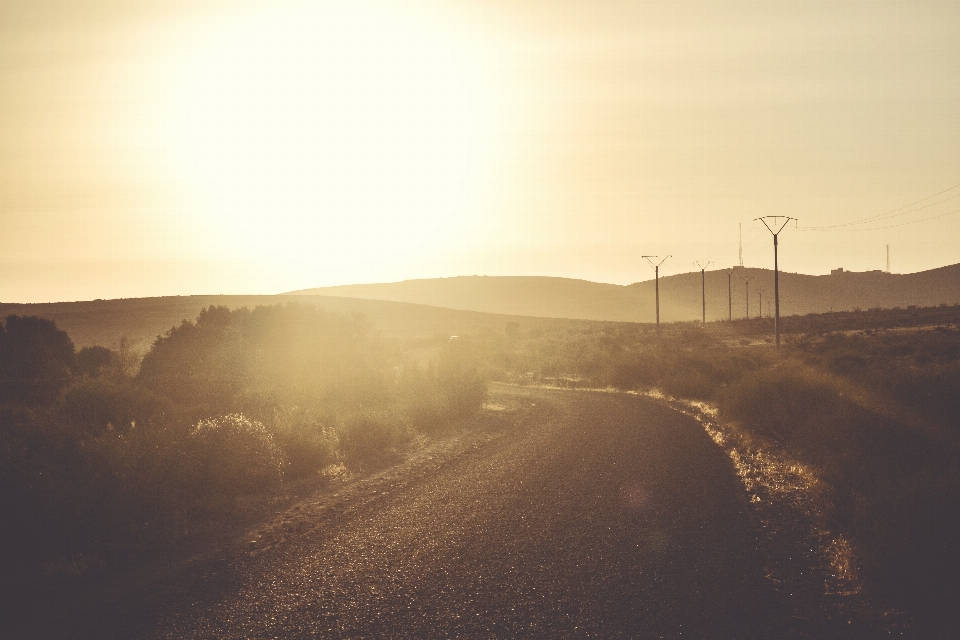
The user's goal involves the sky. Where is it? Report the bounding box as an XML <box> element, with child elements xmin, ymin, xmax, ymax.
<box><xmin>2</xmin><ymin>0</ymin><xmax>959</xmax><ymax>303</ymax></box>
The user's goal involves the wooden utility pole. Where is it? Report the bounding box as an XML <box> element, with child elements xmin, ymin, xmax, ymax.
<box><xmin>724</xmin><ymin>268</ymin><xmax>734</xmax><ymax>321</ymax></box>
<box><xmin>695</xmin><ymin>261</ymin><xmax>712</xmax><ymax>324</ymax></box>
<box><xmin>740</xmin><ymin>273</ymin><xmax>753</xmax><ymax>320</ymax></box>
<box><xmin>642</xmin><ymin>255</ymin><xmax>670</xmax><ymax>339</ymax></box>
<box><xmin>755</xmin><ymin>216</ymin><xmax>797</xmax><ymax>349</ymax></box>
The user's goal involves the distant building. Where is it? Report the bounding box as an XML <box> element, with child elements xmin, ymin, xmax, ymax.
<box><xmin>831</xmin><ymin>267</ymin><xmax>885</xmax><ymax>276</ymax></box>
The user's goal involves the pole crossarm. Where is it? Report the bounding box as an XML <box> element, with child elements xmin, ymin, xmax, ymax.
<box><xmin>643</xmin><ymin>255</ymin><xmax>671</xmax><ymax>269</ymax></box>
<box><xmin>755</xmin><ymin>216</ymin><xmax>796</xmax><ymax>236</ymax></box>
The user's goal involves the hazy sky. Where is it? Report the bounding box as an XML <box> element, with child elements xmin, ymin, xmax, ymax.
<box><xmin>2</xmin><ymin>0</ymin><xmax>959</xmax><ymax>302</ymax></box>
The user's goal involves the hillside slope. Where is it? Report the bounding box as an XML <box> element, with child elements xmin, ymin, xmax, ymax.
<box><xmin>289</xmin><ymin>265</ymin><xmax>960</xmax><ymax>323</ymax></box>
<box><xmin>0</xmin><ymin>295</ymin><xmax>583</xmax><ymax>352</ymax></box>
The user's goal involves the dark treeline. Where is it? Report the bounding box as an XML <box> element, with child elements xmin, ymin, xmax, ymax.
<box><xmin>0</xmin><ymin>304</ymin><xmax>486</xmax><ymax>616</ymax></box>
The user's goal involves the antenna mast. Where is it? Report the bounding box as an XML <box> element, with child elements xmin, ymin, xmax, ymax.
<box><xmin>886</xmin><ymin>245</ymin><xmax>890</xmax><ymax>273</ymax></box>
<box><xmin>739</xmin><ymin>223</ymin><xmax>743</xmax><ymax>267</ymax></box>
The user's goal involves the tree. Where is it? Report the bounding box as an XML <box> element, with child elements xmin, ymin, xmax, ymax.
<box><xmin>75</xmin><ymin>346</ymin><xmax>116</xmax><ymax>378</ymax></box>
<box><xmin>0</xmin><ymin>316</ymin><xmax>75</xmax><ymax>404</ymax></box>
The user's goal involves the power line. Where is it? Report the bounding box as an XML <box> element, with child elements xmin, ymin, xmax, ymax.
<box><xmin>800</xmin><ymin>181</ymin><xmax>960</xmax><ymax>231</ymax></box>
<box><xmin>839</xmin><ymin>207</ymin><xmax>960</xmax><ymax>231</ymax></box>
<box><xmin>802</xmin><ymin>193</ymin><xmax>960</xmax><ymax>231</ymax></box>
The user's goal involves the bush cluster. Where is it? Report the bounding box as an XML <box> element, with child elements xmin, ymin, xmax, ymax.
<box><xmin>0</xmin><ymin>305</ymin><xmax>487</xmax><ymax>596</ymax></box>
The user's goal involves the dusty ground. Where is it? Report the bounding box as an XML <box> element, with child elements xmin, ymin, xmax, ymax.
<box><xmin>29</xmin><ymin>386</ymin><xmax>901</xmax><ymax>638</ymax></box>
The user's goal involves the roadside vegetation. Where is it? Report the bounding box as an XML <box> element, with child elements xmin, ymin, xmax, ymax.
<box><xmin>3</xmin><ymin>300</ymin><xmax>958</xmax><ymax>634</ymax></box>
<box><xmin>1</xmin><ymin>304</ymin><xmax>486</xmax><ymax>619</ymax></box>
<box><xmin>458</xmin><ymin>305</ymin><xmax>960</xmax><ymax>634</ymax></box>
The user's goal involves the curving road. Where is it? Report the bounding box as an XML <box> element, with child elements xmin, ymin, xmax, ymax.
<box><xmin>43</xmin><ymin>385</ymin><xmax>884</xmax><ymax>638</ymax></box>
<box><xmin>69</xmin><ymin>385</ymin><xmax>881</xmax><ymax>638</ymax></box>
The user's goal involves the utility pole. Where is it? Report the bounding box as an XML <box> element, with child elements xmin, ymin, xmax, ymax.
<box><xmin>695</xmin><ymin>261</ymin><xmax>712</xmax><ymax>324</ymax></box>
<box><xmin>886</xmin><ymin>245</ymin><xmax>890</xmax><ymax>273</ymax></box>
<box><xmin>740</xmin><ymin>273</ymin><xmax>753</xmax><ymax>319</ymax></box>
<box><xmin>643</xmin><ymin>255</ymin><xmax>670</xmax><ymax>339</ymax></box>
<box><xmin>755</xmin><ymin>216</ymin><xmax>797</xmax><ymax>350</ymax></box>
<box><xmin>724</xmin><ymin>268</ymin><xmax>734</xmax><ymax>321</ymax></box>
<box><xmin>756</xmin><ymin>289</ymin><xmax>764</xmax><ymax>319</ymax></box>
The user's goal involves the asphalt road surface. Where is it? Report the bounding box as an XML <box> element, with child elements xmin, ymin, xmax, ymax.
<box><xmin>67</xmin><ymin>385</ymin><xmax>886</xmax><ymax>638</ymax></box>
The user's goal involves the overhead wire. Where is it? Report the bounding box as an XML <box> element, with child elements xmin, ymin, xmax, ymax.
<box><xmin>800</xmin><ymin>182</ymin><xmax>960</xmax><ymax>231</ymax></box>
<box><xmin>650</xmin><ymin>182</ymin><xmax>959</xmax><ymax>273</ymax></box>
<box><xmin>843</xmin><ymin>207</ymin><xmax>960</xmax><ymax>231</ymax></box>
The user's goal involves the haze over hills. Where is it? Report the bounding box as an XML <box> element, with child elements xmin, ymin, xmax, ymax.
<box><xmin>288</xmin><ymin>264</ymin><xmax>960</xmax><ymax>323</ymax></box>
<box><xmin>3</xmin><ymin>264</ymin><xmax>958</xmax><ymax>353</ymax></box>
<box><xmin>0</xmin><ymin>295</ymin><xmax>580</xmax><ymax>353</ymax></box>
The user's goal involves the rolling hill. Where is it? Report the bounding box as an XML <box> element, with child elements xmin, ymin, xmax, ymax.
<box><xmin>3</xmin><ymin>264</ymin><xmax>958</xmax><ymax>353</ymax></box>
<box><xmin>0</xmin><ymin>295</ymin><xmax>585</xmax><ymax>353</ymax></box>
<box><xmin>288</xmin><ymin>264</ymin><xmax>960</xmax><ymax>323</ymax></box>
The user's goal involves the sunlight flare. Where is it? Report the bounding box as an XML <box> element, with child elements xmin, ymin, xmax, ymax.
<box><xmin>157</xmin><ymin>1</ymin><xmax>501</xmax><ymax>284</ymax></box>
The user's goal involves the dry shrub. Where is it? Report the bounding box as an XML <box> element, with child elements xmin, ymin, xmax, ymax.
<box><xmin>337</xmin><ymin>414</ymin><xmax>411</xmax><ymax>470</ymax></box>
<box><xmin>188</xmin><ymin>414</ymin><xmax>284</xmax><ymax>494</ymax></box>
<box><xmin>270</xmin><ymin>407</ymin><xmax>339</xmax><ymax>480</ymax></box>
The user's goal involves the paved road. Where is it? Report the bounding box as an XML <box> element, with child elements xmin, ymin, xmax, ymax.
<box><xmin>55</xmin><ymin>384</ymin><xmax>884</xmax><ymax>638</ymax></box>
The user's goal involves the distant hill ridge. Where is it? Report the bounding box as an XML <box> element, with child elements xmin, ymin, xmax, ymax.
<box><xmin>0</xmin><ymin>295</ymin><xmax>579</xmax><ymax>352</ymax></box>
<box><xmin>287</xmin><ymin>264</ymin><xmax>960</xmax><ymax>323</ymax></box>
<box><xmin>3</xmin><ymin>265</ymin><xmax>958</xmax><ymax>352</ymax></box>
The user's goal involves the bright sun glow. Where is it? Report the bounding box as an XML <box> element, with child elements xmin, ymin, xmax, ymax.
<box><xmin>158</xmin><ymin>1</ymin><xmax>500</xmax><ymax>288</ymax></box>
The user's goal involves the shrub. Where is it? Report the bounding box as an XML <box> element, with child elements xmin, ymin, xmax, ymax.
<box><xmin>59</xmin><ymin>378</ymin><xmax>167</xmax><ymax>437</ymax></box>
<box><xmin>437</xmin><ymin>361</ymin><xmax>487</xmax><ymax>419</ymax></box>
<box><xmin>74</xmin><ymin>345</ymin><xmax>117</xmax><ymax>378</ymax></box>
<box><xmin>270</xmin><ymin>407</ymin><xmax>339</xmax><ymax>480</ymax></box>
<box><xmin>188</xmin><ymin>414</ymin><xmax>284</xmax><ymax>497</ymax></box>
<box><xmin>337</xmin><ymin>414</ymin><xmax>411</xmax><ymax>470</ymax></box>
